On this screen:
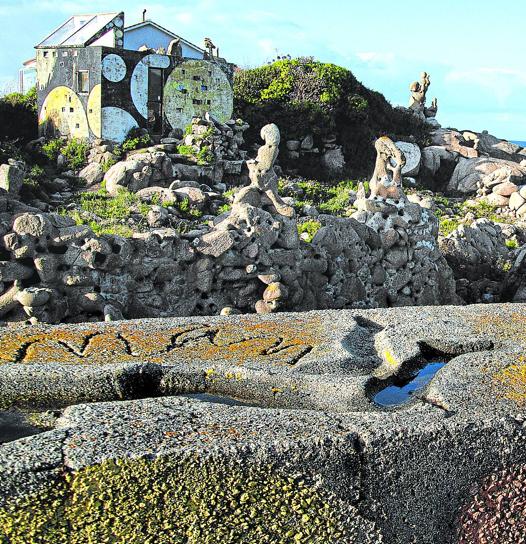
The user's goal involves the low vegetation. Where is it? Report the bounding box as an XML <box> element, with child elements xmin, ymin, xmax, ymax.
<box><xmin>42</xmin><ymin>138</ymin><xmax>89</xmax><ymax>171</ymax></box>
<box><xmin>0</xmin><ymin>86</ymin><xmax>37</xmax><ymax>141</ymax></box>
<box><xmin>279</xmin><ymin>178</ymin><xmax>366</xmax><ymax>216</ymax></box>
<box><xmin>297</xmin><ymin>220</ymin><xmax>322</xmax><ymax>242</ymax></box>
<box><xmin>62</xmin><ymin>186</ymin><xmax>149</xmax><ymax>237</ymax></box>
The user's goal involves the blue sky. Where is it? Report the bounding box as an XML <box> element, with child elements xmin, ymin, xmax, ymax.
<box><xmin>1</xmin><ymin>0</ymin><xmax>525</xmax><ymax>139</ymax></box>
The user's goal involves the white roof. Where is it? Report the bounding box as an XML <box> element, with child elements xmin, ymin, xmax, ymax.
<box><xmin>36</xmin><ymin>12</ymin><xmax>123</xmax><ymax>48</ymax></box>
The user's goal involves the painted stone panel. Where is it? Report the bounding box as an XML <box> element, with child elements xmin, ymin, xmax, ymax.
<box><xmin>164</xmin><ymin>60</ymin><xmax>233</xmax><ymax>130</ymax></box>
<box><xmin>130</xmin><ymin>53</ymin><xmax>170</xmax><ymax>119</ymax></box>
<box><xmin>38</xmin><ymin>86</ymin><xmax>89</xmax><ymax>139</ymax></box>
<box><xmin>102</xmin><ymin>54</ymin><xmax>127</xmax><ymax>82</ymax></box>
<box><xmin>101</xmin><ymin>107</ymin><xmax>138</xmax><ymax>142</ymax></box>
<box><xmin>87</xmin><ymin>84</ymin><xmax>102</xmax><ymax>138</ymax></box>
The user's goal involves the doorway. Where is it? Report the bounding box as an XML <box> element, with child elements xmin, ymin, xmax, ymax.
<box><xmin>148</xmin><ymin>68</ymin><xmax>164</xmax><ymax>135</ymax></box>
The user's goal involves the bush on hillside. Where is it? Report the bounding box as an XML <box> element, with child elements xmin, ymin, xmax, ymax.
<box><xmin>234</xmin><ymin>58</ymin><xmax>428</xmax><ymax>179</ymax></box>
<box><xmin>0</xmin><ymin>86</ymin><xmax>37</xmax><ymax>141</ymax></box>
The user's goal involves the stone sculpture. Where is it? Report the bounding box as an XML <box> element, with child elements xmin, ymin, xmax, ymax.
<box><xmin>369</xmin><ymin>136</ymin><xmax>407</xmax><ymax>200</ymax></box>
<box><xmin>167</xmin><ymin>38</ymin><xmax>182</xmax><ymax>58</ymax></box>
<box><xmin>234</xmin><ymin>123</ymin><xmax>294</xmax><ymax>217</ymax></box>
<box><xmin>204</xmin><ymin>37</ymin><xmax>217</xmax><ymax>59</ymax></box>
<box><xmin>409</xmin><ymin>72</ymin><xmax>430</xmax><ymax>112</ymax></box>
<box><xmin>409</xmin><ymin>72</ymin><xmax>438</xmax><ymax>118</ymax></box>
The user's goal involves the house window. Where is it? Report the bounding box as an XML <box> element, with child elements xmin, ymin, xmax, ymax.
<box><xmin>193</xmin><ymin>99</ymin><xmax>202</xmax><ymax>105</ymax></box>
<box><xmin>62</xmin><ymin>51</ymin><xmax>68</xmax><ymax>57</ymax></box>
<box><xmin>43</xmin><ymin>51</ymin><xmax>49</xmax><ymax>58</ymax></box>
<box><xmin>77</xmin><ymin>70</ymin><xmax>89</xmax><ymax>94</ymax></box>
<box><xmin>201</xmin><ymin>85</ymin><xmax>208</xmax><ymax>91</ymax></box>
<box><xmin>73</xmin><ymin>51</ymin><xmax>78</xmax><ymax>57</ymax></box>
<box><xmin>70</xmin><ymin>107</ymin><xmax>74</xmax><ymax>112</ymax></box>
<box><xmin>61</xmin><ymin>107</ymin><xmax>65</xmax><ymax>112</ymax></box>
<box><xmin>193</xmin><ymin>75</ymin><xmax>200</xmax><ymax>81</ymax></box>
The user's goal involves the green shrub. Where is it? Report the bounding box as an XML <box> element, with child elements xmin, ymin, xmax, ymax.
<box><xmin>42</xmin><ymin>138</ymin><xmax>64</xmax><ymax>163</ymax></box>
<box><xmin>42</xmin><ymin>137</ymin><xmax>89</xmax><ymax>170</ymax></box>
<box><xmin>177</xmin><ymin>144</ymin><xmax>195</xmax><ymax>156</ymax></box>
<box><xmin>196</xmin><ymin>146</ymin><xmax>214</xmax><ymax>165</ymax></box>
<box><xmin>218</xmin><ymin>203</ymin><xmax>231</xmax><ymax>214</ymax></box>
<box><xmin>0</xmin><ymin>86</ymin><xmax>37</xmax><ymax>141</ymax></box>
<box><xmin>506</xmin><ymin>239</ymin><xmax>519</xmax><ymax>249</ymax></box>
<box><xmin>60</xmin><ymin>138</ymin><xmax>89</xmax><ymax>170</ymax></box>
<box><xmin>121</xmin><ymin>128</ymin><xmax>152</xmax><ymax>153</ymax></box>
<box><xmin>234</xmin><ymin>58</ymin><xmax>428</xmax><ymax>179</ymax></box>
<box><xmin>439</xmin><ymin>217</ymin><xmax>461</xmax><ymax>237</ymax></box>
<box><xmin>297</xmin><ymin>220</ymin><xmax>321</xmax><ymax>242</ymax></box>
<box><xmin>23</xmin><ymin>165</ymin><xmax>45</xmax><ymax>188</ymax></box>
<box><xmin>175</xmin><ymin>197</ymin><xmax>203</xmax><ymax>219</ymax></box>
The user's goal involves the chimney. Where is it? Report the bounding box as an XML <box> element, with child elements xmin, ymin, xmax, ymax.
<box><xmin>142</xmin><ymin>9</ymin><xmax>147</xmax><ymax>22</ymax></box>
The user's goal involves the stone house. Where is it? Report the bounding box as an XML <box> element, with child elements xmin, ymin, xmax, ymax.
<box><xmin>35</xmin><ymin>12</ymin><xmax>234</xmax><ymax>143</ymax></box>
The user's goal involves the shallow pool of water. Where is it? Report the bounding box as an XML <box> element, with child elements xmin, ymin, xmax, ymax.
<box><xmin>181</xmin><ymin>393</ymin><xmax>260</xmax><ymax>408</ymax></box>
<box><xmin>0</xmin><ymin>411</ymin><xmax>44</xmax><ymax>444</ymax></box>
<box><xmin>374</xmin><ymin>361</ymin><xmax>446</xmax><ymax>407</ymax></box>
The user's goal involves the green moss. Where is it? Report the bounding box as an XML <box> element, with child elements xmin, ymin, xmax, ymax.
<box><xmin>506</xmin><ymin>239</ymin><xmax>519</xmax><ymax>249</ymax></box>
<box><xmin>0</xmin><ymin>456</ymin><xmax>353</xmax><ymax>543</ymax></box>
<box><xmin>297</xmin><ymin>220</ymin><xmax>321</xmax><ymax>242</ymax></box>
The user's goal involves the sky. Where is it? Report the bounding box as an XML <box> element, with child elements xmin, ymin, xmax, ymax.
<box><xmin>1</xmin><ymin>0</ymin><xmax>525</xmax><ymax>139</ymax></box>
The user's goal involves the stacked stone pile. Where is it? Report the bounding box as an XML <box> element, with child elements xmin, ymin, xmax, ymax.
<box><xmin>285</xmin><ymin>133</ymin><xmax>346</xmax><ymax>177</ymax></box>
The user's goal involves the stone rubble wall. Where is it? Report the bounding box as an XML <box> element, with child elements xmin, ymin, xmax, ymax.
<box><xmin>0</xmin><ymin>187</ymin><xmax>458</xmax><ymax>324</ymax></box>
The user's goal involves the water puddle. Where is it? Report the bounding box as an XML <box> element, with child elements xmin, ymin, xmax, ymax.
<box><xmin>0</xmin><ymin>411</ymin><xmax>46</xmax><ymax>444</ymax></box>
<box><xmin>181</xmin><ymin>393</ymin><xmax>260</xmax><ymax>408</ymax></box>
<box><xmin>373</xmin><ymin>361</ymin><xmax>446</xmax><ymax>407</ymax></box>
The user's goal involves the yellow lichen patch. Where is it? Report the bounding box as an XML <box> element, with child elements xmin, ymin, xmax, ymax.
<box><xmin>0</xmin><ymin>455</ymin><xmax>359</xmax><ymax>543</ymax></box>
<box><xmin>470</xmin><ymin>312</ymin><xmax>526</xmax><ymax>346</ymax></box>
<box><xmin>493</xmin><ymin>361</ymin><xmax>526</xmax><ymax>405</ymax></box>
<box><xmin>0</xmin><ymin>316</ymin><xmax>324</xmax><ymax>367</ymax></box>
<box><xmin>383</xmin><ymin>349</ymin><xmax>397</xmax><ymax>367</ymax></box>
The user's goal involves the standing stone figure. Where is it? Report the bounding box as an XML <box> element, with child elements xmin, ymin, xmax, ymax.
<box><xmin>167</xmin><ymin>38</ymin><xmax>183</xmax><ymax>59</ymax></box>
<box><xmin>204</xmin><ymin>37</ymin><xmax>216</xmax><ymax>59</ymax></box>
<box><xmin>409</xmin><ymin>72</ymin><xmax>431</xmax><ymax>112</ymax></box>
<box><xmin>369</xmin><ymin>136</ymin><xmax>406</xmax><ymax>200</ymax></box>
<box><xmin>234</xmin><ymin>123</ymin><xmax>294</xmax><ymax>217</ymax></box>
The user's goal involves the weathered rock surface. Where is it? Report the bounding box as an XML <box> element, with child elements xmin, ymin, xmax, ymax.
<box><xmin>1</xmin><ymin>304</ymin><xmax>526</xmax><ymax>543</ymax></box>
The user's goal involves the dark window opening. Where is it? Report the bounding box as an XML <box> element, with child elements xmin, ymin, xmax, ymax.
<box><xmin>77</xmin><ymin>70</ymin><xmax>89</xmax><ymax>94</ymax></box>
<box><xmin>69</xmin><ymin>107</ymin><xmax>74</xmax><ymax>112</ymax></box>
<box><xmin>193</xmin><ymin>99</ymin><xmax>202</xmax><ymax>105</ymax></box>
<box><xmin>193</xmin><ymin>75</ymin><xmax>200</xmax><ymax>81</ymax></box>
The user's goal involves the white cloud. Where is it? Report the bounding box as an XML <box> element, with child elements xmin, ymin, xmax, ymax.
<box><xmin>258</xmin><ymin>39</ymin><xmax>275</xmax><ymax>56</ymax></box>
<box><xmin>445</xmin><ymin>67</ymin><xmax>526</xmax><ymax>104</ymax></box>
<box><xmin>174</xmin><ymin>12</ymin><xmax>193</xmax><ymax>24</ymax></box>
<box><xmin>356</xmin><ymin>52</ymin><xmax>395</xmax><ymax>64</ymax></box>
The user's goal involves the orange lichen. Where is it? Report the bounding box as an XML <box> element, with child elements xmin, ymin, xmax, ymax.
<box><xmin>0</xmin><ymin>316</ymin><xmax>324</xmax><ymax>367</ymax></box>
<box><xmin>471</xmin><ymin>312</ymin><xmax>526</xmax><ymax>345</ymax></box>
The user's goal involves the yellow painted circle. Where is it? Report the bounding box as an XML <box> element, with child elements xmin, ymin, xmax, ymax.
<box><xmin>39</xmin><ymin>86</ymin><xmax>89</xmax><ymax>140</ymax></box>
<box><xmin>87</xmin><ymin>84</ymin><xmax>101</xmax><ymax>138</ymax></box>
